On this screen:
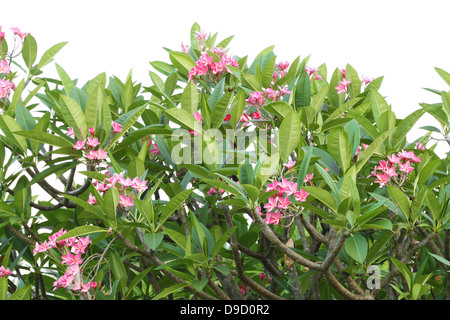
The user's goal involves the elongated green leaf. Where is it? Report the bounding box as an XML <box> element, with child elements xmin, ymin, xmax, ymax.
<box><xmin>391</xmin><ymin>109</ymin><xmax>426</xmax><ymax>149</ymax></box>
<box><xmin>56</xmin><ymin>63</ymin><xmax>74</xmax><ymax>95</ymax></box>
<box><xmin>103</xmin><ymin>187</ymin><xmax>119</xmax><ymax>227</ymax></box>
<box><xmin>60</xmin><ymin>95</ymin><xmax>87</xmax><ymax>138</ymax></box>
<box><xmin>315</xmin><ymin>163</ymin><xmax>340</xmax><ymax>203</ymax></box>
<box><xmin>181</xmin><ymin>81</ymin><xmax>198</xmax><ymax>115</ymax></box>
<box><xmin>211</xmin><ymin>92</ymin><xmax>233</xmax><ymax>129</ymax></box>
<box><xmin>327</xmin><ymin>127</ymin><xmax>351</xmax><ymax>173</ymax></box>
<box><xmin>85</xmin><ymin>85</ymin><xmax>102</xmax><ymax>132</ymax></box>
<box><xmin>0</xmin><ymin>115</ymin><xmax>28</xmax><ymax>152</ymax></box>
<box><xmin>9</xmin><ymin>80</ymin><xmax>25</xmax><ymax>113</ymax></box>
<box><xmin>56</xmin><ymin>225</ymin><xmax>108</xmax><ymax>241</ymax></box>
<box><xmin>295</xmin><ymin>72</ymin><xmax>311</xmax><ymax>108</ymax></box>
<box><xmin>263</xmin><ymin>101</ymin><xmax>293</xmax><ymax>121</ymax></box>
<box><xmin>164</xmin><ymin>108</ymin><xmax>200</xmax><ymax>133</ymax></box>
<box><xmin>241</xmin><ymin>73</ymin><xmax>261</xmax><ymax>92</ymax></box>
<box><xmin>387</xmin><ymin>185</ymin><xmax>411</xmax><ymax>221</ymax></box>
<box><xmin>14</xmin><ymin>130</ymin><xmax>72</xmax><ymax>148</ymax></box>
<box><xmin>22</xmin><ymin>34</ymin><xmax>37</xmax><ymax>70</ymax></box>
<box><xmin>169</xmin><ymin>51</ymin><xmax>195</xmax><ymax>76</ymax></box>
<box><xmin>62</xmin><ymin>194</ymin><xmax>107</xmax><ymax>221</ymax></box>
<box><xmin>435</xmin><ymin>67</ymin><xmax>450</xmax><ymax>87</ymax></box>
<box><xmin>144</xmin><ymin>233</ymin><xmax>164</xmax><ymax>251</ymax></box>
<box><xmin>164</xmin><ymin>228</ymin><xmax>187</xmax><ymax>250</ymax></box>
<box><xmin>344</xmin><ymin>232</ymin><xmax>367</xmax><ymax>264</ymax></box>
<box><xmin>152</xmin><ymin>282</ymin><xmax>190</xmax><ymax>300</ymax></box>
<box><xmin>156</xmin><ymin>189</ymin><xmax>193</xmax><ymax>231</ymax></box>
<box><xmin>212</xmin><ymin>226</ymin><xmax>237</xmax><ymax>258</ymax></box>
<box><xmin>36</xmin><ymin>42</ymin><xmax>68</xmax><ymax>70</ymax></box>
<box><xmin>302</xmin><ymin>186</ymin><xmax>338</xmax><ymax>213</ymax></box>
<box><xmin>109</xmin><ymin>103</ymin><xmax>148</xmax><ymax>148</ymax></box>
<box><xmin>370</xmin><ymin>90</ymin><xmax>391</xmax><ymax>125</ymax></box>
<box><xmin>297</xmin><ymin>146</ymin><xmax>313</xmax><ymax>187</ymax></box>
<box><xmin>9</xmin><ymin>285</ymin><xmax>31</xmax><ymax>300</ymax></box>
<box><xmin>355</xmin><ymin>128</ymin><xmax>394</xmax><ymax>173</ymax></box>
<box><xmin>345</xmin><ymin>64</ymin><xmax>361</xmax><ymax>99</ymax></box>
<box><xmin>279</xmin><ymin>110</ymin><xmax>301</xmax><ymax>162</ymax></box>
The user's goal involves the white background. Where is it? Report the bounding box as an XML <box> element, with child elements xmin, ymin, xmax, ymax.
<box><xmin>1</xmin><ymin>0</ymin><xmax>449</xmax><ymax>156</ymax></box>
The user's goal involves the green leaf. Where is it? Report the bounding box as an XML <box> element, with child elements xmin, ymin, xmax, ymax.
<box><xmin>110</xmin><ymin>252</ymin><xmax>127</xmax><ymax>293</ymax></box>
<box><xmin>164</xmin><ymin>228</ymin><xmax>187</xmax><ymax>251</ymax></box>
<box><xmin>391</xmin><ymin>109</ymin><xmax>426</xmax><ymax>149</ymax></box>
<box><xmin>56</xmin><ymin>63</ymin><xmax>74</xmax><ymax>95</ymax></box>
<box><xmin>297</xmin><ymin>146</ymin><xmax>313</xmax><ymax>187</ymax></box>
<box><xmin>9</xmin><ymin>80</ymin><xmax>25</xmax><ymax>113</ymax></box>
<box><xmin>344</xmin><ymin>232</ymin><xmax>368</xmax><ymax>264</ymax></box>
<box><xmin>302</xmin><ymin>186</ymin><xmax>338</xmax><ymax>213</ymax></box>
<box><xmin>241</xmin><ymin>73</ymin><xmax>261</xmax><ymax>92</ymax></box>
<box><xmin>315</xmin><ymin>163</ymin><xmax>340</xmax><ymax>203</ymax></box>
<box><xmin>279</xmin><ymin>110</ymin><xmax>301</xmax><ymax>162</ymax></box>
<box><xmin>169</xmin><ymin>51</ymin><xmax>196</xmax><ymax>76</ymax></box>
<box><xmin>263</xmin><ymin>101</ymin><xmax>293</xmax><ymax>121</ymax></box>
<box><xmin>238</xmin><ymin>159</ymin><xmax>254</xmax><ymax>185</ymax></box>
<box><xmin>14</xmin><ymin>130</ymin><xmax>72</xmax><ymax>148</ymax></box>
<box><xmin>387</xmin><ymin>185</ymin><xmax>411</xmax><ymax>221</ymax></box>
<box><xmin>164</xmin><ymin>108</ymin><xmax>200</xmax><ymax>133</ymax></box>
<box><xmin>181</xmin><ymin>81</ymin><xmax>199</xmax><ymax>115</ymax></box>
<box><xmin>36</xmin><ymin>42</ymin><xmax>68</xmax><ymax>70</ymax></box>
<box><xmin>22</xmin><ymin>34</ymin><xmax>38</xmax><ymax>70</ymax></box>
<box><xmin>60</xmin><ymin>95</ymin><xmax>87</xmax><ymax>139</ymax></box>
<box><xmin>0</xmin><ymin>278</ymin><xmax>7</xmax><ymax>300</ymax></box>
<box><xmin>152</xmin><ymin>283</ymin><xmax>190</xmax><ymax>300</ymax></box>
<box><xmin>56</xmin><ymin>225</ymin><xmax>108</xmax><ymax>241</ymax></box>
<box><xmin>327</xmin><ymin>127</ymin><xmax>351</xmax><ymax>173</ymax></box>
<box><xmin>212</xmin><ymin>226</ymin><xmax>237</xmax><ymax>258</ymax></box>
<box><xmin>85</xmin><ymin>85</ymin><xmax>102</xmax><ymax>132</ymax></box>
<box><xmin>156</xmin><ymin>189</ymin><xmax>193</xmax><ymax>232</ymax></box>
<box><xmin>62</xmin><ymin>194</ymin><xmax>107</xmax><ymax>221</ymax></box>
<box><xmin>0</xmin><ymin>115</ymin><xmax>28</xmax><ymax>152</ymax></box>
<box><xmin>435</xmin><ymin>67</ymin><xmax>450</xmax><ymax>87</ymax></box>
<box><xmin>13</xmin><ymin>176</ymin><xmax>31</xmax><ymax>220</ymax></box>
<box><xmin>9</xmin><ymin>285</ymin><xmax>31</xmax><ymax>300</ymax></box>
<box><xmin>144</xmin><ymin>233</ymin><xmax>164</xmax><ymax>251</ymax></box>
<box><xmin>390</xmin><ymin>257</ymin><xmax>411</xmax><ymax>289</ymax></box>
<box><xmin>211</xmin><ymin>92</ymin><xmax>233</xmax><ymax>129</ymax></box>
<box><xmin>345</xmin><ymin>64</ymin><xmax>361</xmax><ymax>99</ymax></box>
<box><xmin>109</xmin><ymin>103</ymin><xmax>148</xmax><ymax>148</ymax></box>
<box><xmin>227</xmin><ymin>90</ymin><xmax>245</xmax><ymax>129</ymax></box>
<box><xmin>295</xmin><ymin>71</ymin><xmax>311</xmax><ymax>108</ymax></box>
<box><xmin>355</xmin><ymin>128</ymin><xmax>394</xmax><ymax>173</ymax></box>
<box><xmin>27</xmin><ymin>161</ymin><xmax>78</xmax><ymax>187</ymax></box>
<box><xmin>103</xmin><ymin>186</ymin><xmax>119</xmax><ymax>227</ymax></box>
<box><xmin>370</xmin><ymin>90</ymin><xmax>391</xmax><ymax>125</ymax></box>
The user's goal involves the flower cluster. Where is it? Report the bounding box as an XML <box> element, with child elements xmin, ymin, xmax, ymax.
<box><xmin>335</xmin><ymin>78</ymin><xmax>351</xmax><ymax>94</ymax></box>
<box><xmin>241</xmin><ymin>63</ymin><xmax>293</xmax><ymax>127</ymax></box>
<box><xmin>260</xmin><ymin>178</ymin><xmax>309</xmax><ymax>225</ymax></box>
<box><xmin>273</xmin><ymin>61</ymin><xmax>290</xmax><ymax>80</ymax></box>
<box><xmin>0</xmin><ymin>78</ymin><xmax>14</xmax><ymax>99</ymax></box>
<box><xmin>187</xmin><ymin>47</ymin><xmax>239</xmax><ymax>82</ymax></box>
<box><xmin>69</xmin><ymin>121</ymin><xmax>123</xmax><ymax>164</ymax></box>
<box><xmin>32</xmin><ymin>228</ymin><xmax>100</xmax><ymax>295</ymax></box>
<box><xmin>335</xmin><ymin>68</ymin><xmax>373</xmax><ymax>95</ymax></box>
<box><xmin>305</xmin><ymin>66</ymin><xmax>323</xmax><ymax>81</ymax></box>
<box><xmin>0</xmin><ymin>266</ymin><xmax>12</xmax><ymax>279</ymax></box>
<box><xmin>90</xmin><ymin>170</ymin><xmax>149</xmax><ymax>211</ymax></box>
<box><xmin>370</xmin><ymin>149</ymin><xmax>421</xmax><ymax>187</ymax></box>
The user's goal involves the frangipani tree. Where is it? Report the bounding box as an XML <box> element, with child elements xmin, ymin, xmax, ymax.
<box><xmin>0</xmin><ymin>22</ymin><xmax>449</xmax><ymax>300</ymax></box>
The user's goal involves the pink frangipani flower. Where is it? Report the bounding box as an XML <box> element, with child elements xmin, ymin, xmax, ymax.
<box><xmin>73</xmin><ymin>140</ymin><xmax>85</xmax><ymax>150</ymax></box>
<box><xmin>112</xmin><ymin>121</ymin><xmax>123</xmax><ymax>133</ymax></box>
<box><xmin>119</xmin><ymin>195</ymin><xmax>134</xmax><ymax>207</ymax></box>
